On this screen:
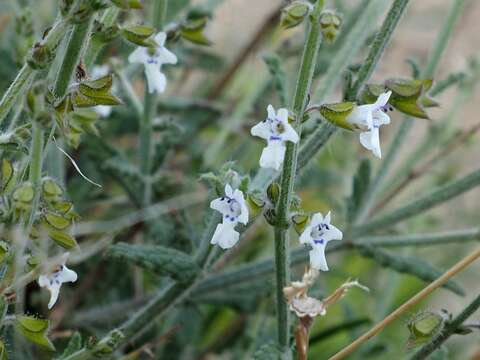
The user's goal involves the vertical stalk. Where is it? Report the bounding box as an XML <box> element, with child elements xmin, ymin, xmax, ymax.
<box><xmin>274</xmin><ymin>0</ymin><xmax>324</xmax><ymax>353</ymax></box>
<box><xmin>53</xmin><ymin>19</ymin><xmax>94</xmax><ymax>98</ymax></box>
<box><xmin>26</xmin><ymin>122</ymin><xmax>44</xmax><ymax>228</ymax></box>
<box><xmin>140</xmin><ymin>0</ymin><xmax>168</xmax><ymax>207</ymax></box>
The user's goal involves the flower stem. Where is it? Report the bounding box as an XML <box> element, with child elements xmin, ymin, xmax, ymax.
<box><xmin>140</xmin><ymin>0</ymin><xmax>168</xmax><ymax>207</ymax></box>
<box><xmin>328</xmin><ymin>247</ymin><xmax>480</xmax><ymax>360</ymax></box>
<box><xmin>274</xmin><ymin>0</ymin><xmax>324</xmax><ymax>353</ymax></box>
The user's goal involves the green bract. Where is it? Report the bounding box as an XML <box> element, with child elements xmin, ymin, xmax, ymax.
<box><xmin>180</xmin><ymin>17</ymin><xmax>212</xmax><ymax>46</ymax></box>
<box><xmin>319</xmin><ymin>102</ymin><xmax>356</xmax><ymax>130</ymax></box>
<box><xmin>16</xmin><ymin>316</ymin><xmax>55</xmax><ymax>351</ymax></box>
<box><xmin>121</xmin><ymin>25</ymin><xmax>157</xmax><ymax>47</ymax></box>
<box><xmin>361</xmin><ymin>78</ymin><xmax>439</xmax><ymax>119</ymax></box>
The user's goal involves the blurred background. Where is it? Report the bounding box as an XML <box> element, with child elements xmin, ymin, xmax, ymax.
<box><xmin>0</xmin><ymin>0</ymin><xmax>479</xmax><ymax>359</ymax></box>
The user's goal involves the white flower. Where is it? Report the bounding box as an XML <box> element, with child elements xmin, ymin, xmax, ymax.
<box><xmin>38</xmin><ymin>253</ymin><xmax>78</xmax><ymax>309</ymax></box>
<box><xmin>91</xmin><ymin>65</ymin><xmax>113</xmax><ymax>117</ymax></box>
<box><xmin>251</xmin><ymin>104</ymin><xmax>299</xmax><ymax>170</ymax></box>
<box><xmin>347</xmin><ymin>91</ymin><xmax>392</xmax><ymax>158</ymax></box>
<box><xmin>128</xmin><ymin>32</ymin><xmax>177</xmax><ymax>94</ymax></box>
<box><xmin>210</xmin><ymin>184</ymin><xmax>249</xmax><ymax>249</ymax></box>
<box><xmin>299</xmin><ymin>212</ymin><xmax>343</xmax><ymax>271</ymax></box>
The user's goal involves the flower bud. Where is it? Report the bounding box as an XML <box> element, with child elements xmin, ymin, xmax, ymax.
<box><xmin>267</xmin><ymin>182</ymin><xmax>280</xmax><ymax>205</ymax></box>
<box><xmin>27</xmin><ymin>43</ymin><xmax>54</xmax><ymax>70</ymax></box>
<box><xmin>319</xmin><ymin>10</ymin><xmax>342</xmax><ymax>43</ymax></box>
<box><xmin>280</xmin><ymin>1</ymin><xmax>313</xmax><ymax>30</ymax></box>
<box><xmin>264</xmin><ymin>208</ymin><xmax>277</xmax><ymax>226</ymax></box>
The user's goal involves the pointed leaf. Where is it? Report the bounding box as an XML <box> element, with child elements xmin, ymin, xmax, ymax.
<box><xmin>108</xmin><ymin>243</ymin><xmax>200</xmax><ymax>283</ymax></box>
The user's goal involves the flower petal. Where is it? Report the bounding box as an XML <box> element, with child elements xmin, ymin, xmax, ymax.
<box><xmin>299</xmin><ymin>225</ymin><xmax>313</xmax><ymax>245</ymax></box>
<box><xmin>59</xmin><ymin>266</ymin><xmax>78</xmax><ymax>283</ymax></box>
<box><xmin>224</xmin><ymin>184</ymin><xmax>233</xmax><ymax>198</ymax></box>
<box><xmin>154</xmin><ymin>32</ymin><xmax>167</xmax><ymax>46</ymax></box>
<box><xmin>47</xmin><ymin>283</ymin><xmax>61</xmax><ymax>309</ymax></box>
<box><xmin>158</xmin><ymin>47</ymin><xmax>178</xmax><ymax>65</ymax></box>
<box><xmin>259</xmin><ymin>143</ymin><xmax>286</xmax><ymax>171</ymax></box>
<box><xmin>374</xmin><ymin>91</ymin><xmax>392</xmax><ymax>109</ymax></box>
<box><xmin>309</xmin><ymin>245</ymin><xmax>329</xmax><ymax>271</ymax></box>
<box><xmin>251</xmin><ymin>122</ymin><xmax>271</xmax><ymax>140</ymax></box>
<box><xmin>277</xmin><ymin>108</ymin><xmax>289</xmax><ymax>123</ymax></box>
<box><xmin>281</xmin><ymin>123</ymin><xmax>299</xmax><ymax>143</ymax></box>
<box><xmin>210</xmin><ymin>223</ymin><xmax>240</xmax><ymax>249</ymax></box>
<box><xmin>359</xmin><ymin>127</ymin><xmax>381</xmax><ymax>158</ymax></box>
<box><xmin>144</xmin><ymin>65</ymin><xmax>166</xmax><ymax>93</ymax></box>
<box><xmin>233</xmin><ymin>189</ymin><xmax>249</xmax><ymax>225</ymax></box>
<box><xmin>267</xmin><ymin>104</ymin><xmax>276</xmax><ymax>119</ymax></box>
<box><xmin>128</xmin><ymin>47</ymin><xmax>147</xmax><ymax>64</ymax></box>
<box><xmin>311</xmin><ymin>213</ymin><xmax>324</xmax><ymax>227</ymax></box>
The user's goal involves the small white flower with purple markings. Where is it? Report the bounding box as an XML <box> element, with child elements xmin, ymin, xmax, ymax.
<box><xmin>38</xmin><ymin>253</ymin><xmax>78</xmax><ymax>309</ymax></box>
<box><xmin>347</xmin><ymin>91</ymin><xmax>392</xmax><ymax>158</ymax></box>
<box><xmin>299</xmin><ymin>212</ymin><xmax>343</xmax><ymax>271</ymax></box>
<box><xmin>128</xmin><ymin>32</ymin><xmax>177</xmax><ymax>94</ymax></box>
<box><xmin>210</xmin><ymin>184</ymin><xmax>249</xmax><ymax>249</ymax></box>
<box><xmin>251</xmin><ymin>104</ymin><xmax>299</xmax><ymax>171</ymax></box>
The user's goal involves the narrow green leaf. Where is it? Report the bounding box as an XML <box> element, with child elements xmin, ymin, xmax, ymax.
<box><xmin>108</xmin><ymin>243</ymin><xmax>200</xmax><ymax>283</ymax></box>
<box><xmin>357</xmin><ymin>245</ymin><xmax>464</xmax><ymax>296</ymax></box>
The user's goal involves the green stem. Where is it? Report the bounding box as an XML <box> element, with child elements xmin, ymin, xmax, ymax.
<box><xmin>140</xmin><ymin>0</ymin><xmax>168</xmax><ymax>207</ymax></box>
<box><xmin>410</xmin><ymin>293</ymin><xmax>480</xmax><ymax>360</ymax></box>
<box><xmin>274</xmin><ymin>1</ymin><xmax>324</xmax><ymax>351</ymax></box>
<box><xmin>358</xmin><ymin>228</ymin><xmax>480</xmax><ymax>247</ymax></box>
<box><xmin>53</xmin><ymin>18</ymin><xmax>94</xmax><ymax>99</ymax></box>
<box><xmin>26</xmin><ymin>122</ymin><xmax>44</xmax><ymax>230</ymax></box>
<box><xmin>353</xmin><ymin>167</ymin><xmax>480</xmax><ymax>236</ymax></box>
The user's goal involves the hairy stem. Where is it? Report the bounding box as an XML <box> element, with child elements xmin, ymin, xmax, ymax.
<box><xmin>328</xmin><ymin>247</ymin><xmax>480</xmax><ymax>360</ymax></box>
<box><xmin>53</xmin><ymin>19</ymin><xmax>94</xmax><ymax>99</ymax></box>
<box><xmin>274</xmin><ymin>0</ymin><xmax>324</xmax><ymax>352</ymax></box>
